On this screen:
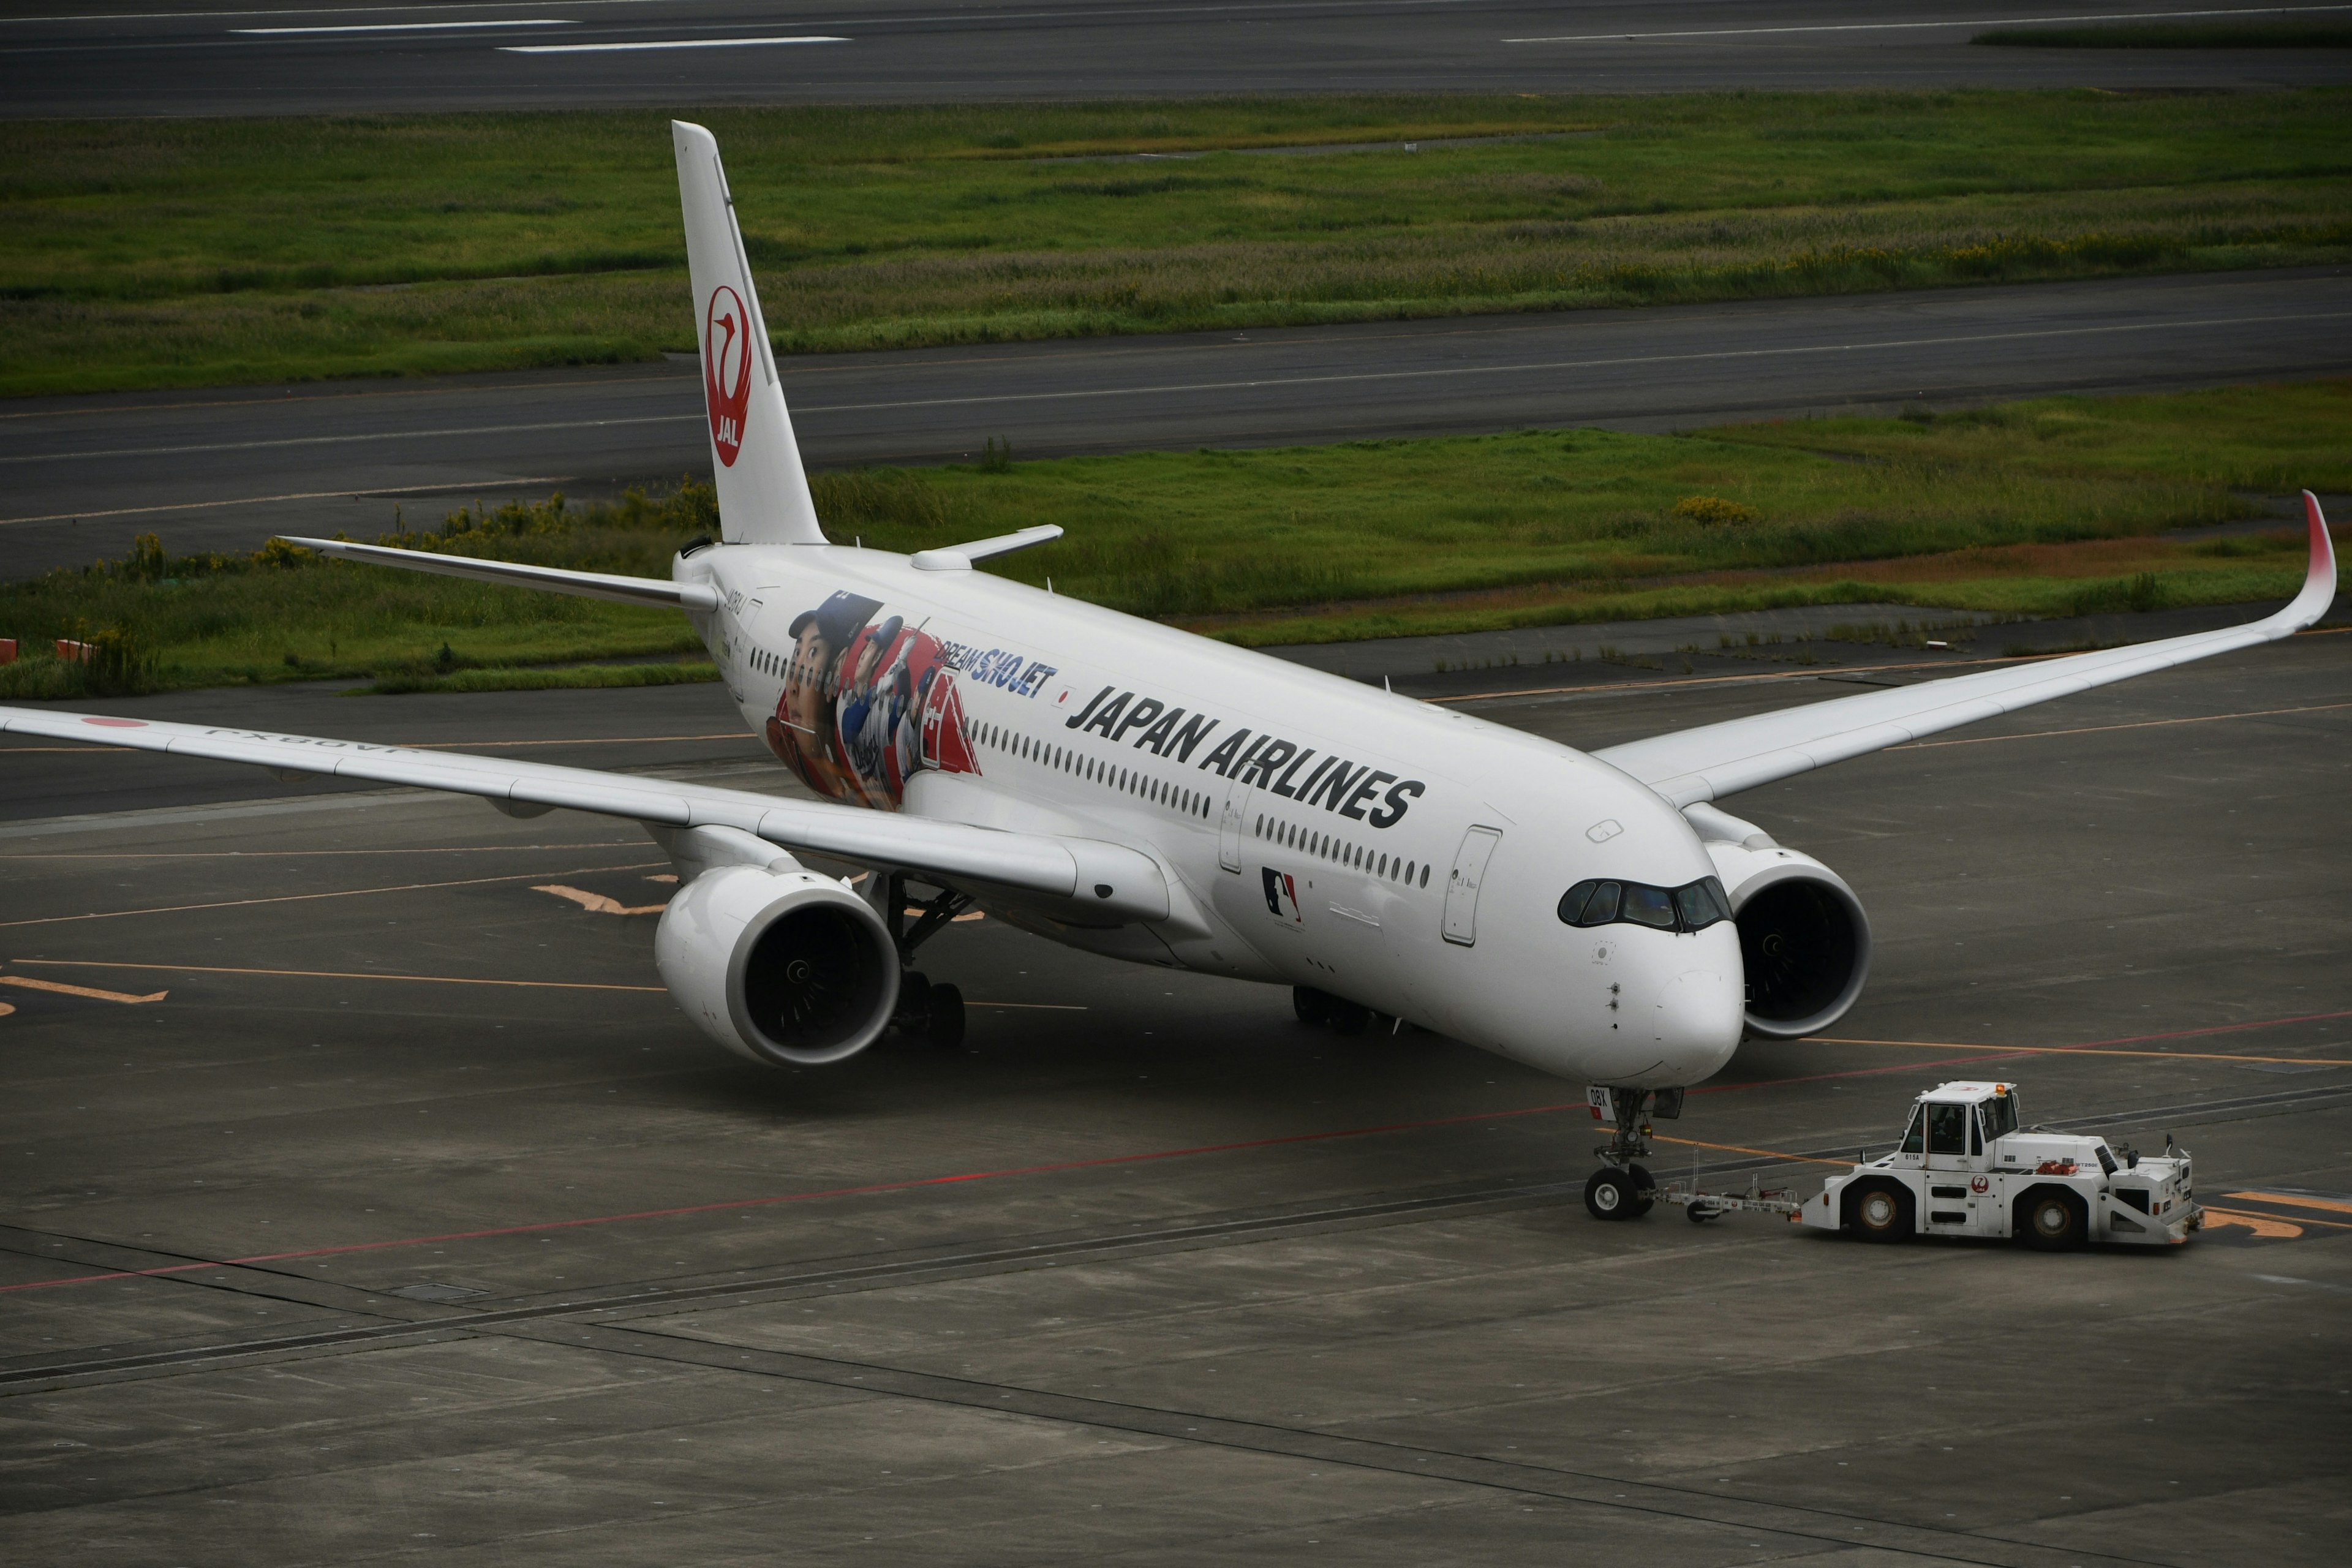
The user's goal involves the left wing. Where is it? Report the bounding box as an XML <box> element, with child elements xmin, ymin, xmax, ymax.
<box><xmin>0</xmin><ymin>709</ymin><xmax>1169</xmax><ymax>923</ymax></box>
<box><xmin>1596</xmin><ymin>492</ymin><xmax>2337</xmax><ymax>807</ymax></box>
<box><xmin>279</xmin><ymin>537</ymin><xmax>718</xmax><ymax>611</ymax></box>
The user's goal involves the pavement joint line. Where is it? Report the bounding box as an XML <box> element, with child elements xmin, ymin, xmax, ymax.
<box><xmin>0</xmin><ymin>860</ymin><xmax>669</xmax><ymax>929</ymax></box>
<box><xmin>494</xmin><ymin>1317</ymin><xmax>2169</xmax><ymax>1568</ymax></box>
<box><xmin>1893</xmin><ymin>698</ymin><xmax>2352</xmax><ymax>750</ymax></box>
<box><xmin>0</xmin><ymin>842</ymin><xmax>644</xmax><ymax>858</ymax></box>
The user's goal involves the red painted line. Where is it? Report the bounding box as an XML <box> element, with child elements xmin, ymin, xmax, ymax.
<box><xmin>13</xmin><ymin>1017</ymin><xmax>2328</xmax><ymax>1296</ymax></box>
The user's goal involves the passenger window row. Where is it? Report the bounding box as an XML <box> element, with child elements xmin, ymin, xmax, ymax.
<box><xmin>974</xmin><ymin>720</ymin><xmax>1213</xmax><ymax>820</ymax></box>
<box><xmin>1556</xmin><ymin>876</ymin><xmax>1733</xmax><ymax>933</ymax></box>
<box><xmin>1256</xmin><ymin>814</ymin><xmax>1428</xmax><ymax>888</ymax></box>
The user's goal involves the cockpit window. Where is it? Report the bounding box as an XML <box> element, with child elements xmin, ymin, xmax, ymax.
<box><xmin>1557</xmin><ymin>875</ymin><xmax>1733</xmax><ymax>935</ymax></box>
<box><xmin>1621</xmin><ymin>884</ymin><xmax>1678</xmax><ymax>929</ymax></box>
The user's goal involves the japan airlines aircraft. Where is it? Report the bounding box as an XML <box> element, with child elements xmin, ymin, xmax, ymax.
<box><xmin>4</xmin><ymin>125</ymin><xmax>2337</xmax><ymax>1169</ymax></box>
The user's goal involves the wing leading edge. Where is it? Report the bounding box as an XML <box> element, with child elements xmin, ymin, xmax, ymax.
<box><xmin>1596</xmin><ymin>492</ymin><xmax>2339</xmax><ymax>807</ymax></box>
<box><xmin>0</xmin><ymin>709</ymin><xmax>1169</xmax><ymax>924</ymax></box>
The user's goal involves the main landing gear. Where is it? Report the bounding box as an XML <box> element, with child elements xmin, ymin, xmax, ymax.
<box><xmin>1581</xmin><ymin>1085</ymin><xmax>1686</xmax><ymax>1222</ymax></box>
<box><xmin>881</xmin><ymin>874</ymin><xmax>970</xmax><ymax>1051</ymax></box>
<box><xmin>1292</xmin><ymin>985</ymin><xmax>1373</xmax><ymax>1037</ymax></box>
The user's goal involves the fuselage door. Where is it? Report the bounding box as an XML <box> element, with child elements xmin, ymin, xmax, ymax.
<box><xmin>1217</xmin><ymin>779</ymin><xmax>1253</xmax><ymax>873</ymax></box>
<box><xmin>1442</xmin><ymin>825</ymin><xmax>1503</xmax><ymax>946</ymax></box>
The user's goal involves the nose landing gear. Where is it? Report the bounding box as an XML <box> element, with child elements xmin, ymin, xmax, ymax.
<box><xmin>1581</xmin><ymin>1085</ymin><xmax>1682</xmax><ymax>1221</ymax></box>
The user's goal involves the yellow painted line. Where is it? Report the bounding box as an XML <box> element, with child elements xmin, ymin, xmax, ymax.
<box><xmin>0</xmin><ymin>1001</ymin><xmax>12</xmax><ymax>1018</ymax></box>
<box><xmin>0</xmin><ymin>974</ymin><xmax>165</xmax><ymax>1004</ymax></box>
<box><xmin>2200</xmin><ymin>1208</ymin><xmax>2305</xmax><ymax>1240</ymax></box>
<box><xmin>0</xmin><ymin>861</ymin><xmax>665</xmax><ymax>930</ymax></box>
<box><xmin>1653</xmin><ymin>1133</ymin><xmax>1848</xmax><ymax>1167</ymax></box>
<box><xmin>6</xmin><ymin>733</ymin><xmax>748</xmax><ymax>755</ymax></box>
<box><xmin>1815</xmin><ymin>1036</ymin><xmax>2352</xmax><ymax>1069</ymax></box>
<box><xmin>535</xmin><ymin>884</ymin><xmax>669</xmax><ymax>916</ymax></box>
<box><xmin>1893</xmin><ymin>699</ymin><xmax>2352</xmax><ymax>752</ymax></box>
<box><xmin>10</xmin><ymin>957</ymin><xmax>665</xmax><ymax>993</ymax></box>
<box><xmin>2227</xmin><ymin>1190</ymin><xmax>2352</xmax><ymax>1217</ymax></box>
<box><xmin>968</xmin><ymin>1002</ymin><xmax>1087</xmax><ymax>1010</ymax></box>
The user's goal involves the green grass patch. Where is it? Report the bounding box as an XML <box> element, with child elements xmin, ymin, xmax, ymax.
<box><xmin>1976</xmin><ymin>21</ymin><xmax>2352</xmax><ymax>47</ymax></box>
<box><xmin>4</xmin><ymin>89</ymin><xmax>2348</xmax><ymax>394</ymax></box>
<box><xmin>4</xmin><ymin>380</ymin><xmax>2340</xmax><ymax>690</ymax></box>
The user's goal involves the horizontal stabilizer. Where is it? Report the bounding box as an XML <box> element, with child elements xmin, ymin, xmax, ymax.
<box><xmin>911</xmin><ymin>525</ymin><xmax>1064</xmax><ymax>572</ymax></box>
<box><xmin>277</xmin><ymin>537</ymin><xmax>717</xmax><ymax>611</ymax></box>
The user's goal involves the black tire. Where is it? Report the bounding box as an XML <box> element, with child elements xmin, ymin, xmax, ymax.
<box><xmin>1624</xmin><ymin>1162</ymin><xmax>1656</xmax><ymax>1218</ymax></box>
<box><xmin>1686</xmin><ymin>1200</ymin><xmax>1717</xmax><ymax>1224</ymax></box>
<box><xmin>890</xmin><ymin>970</ymin><xmax>932</xmax><ymax>1035</ymax></box>
<box><xmin>1292</xmin><ymin>986</ymin><xmax>1333</xmax><ymax>1025</ymax></box>
<box><xmin>1847</xmin><ymin>1180</ymin><xmax>1915</xmax><ymax>1243</ymax></box>
<box><xmin>925</xmin><ymin>982</ymin><xmax>966</xmax><ymax>1052</ymax></box>
<box><xmin>1327</xmin><ymin>1000</ymin><xmax>1371</xmax><ymax>1036</ymax></box>
<box><xmin>1583</xmin><ymin>1167</ymin><xmax>1642</xmax><ymax>1222</ymax></box>
<box><xmin>2018</xmin><ymin>1187</ymin><xmax>2087</xmax><ymax>1251</ymax></box>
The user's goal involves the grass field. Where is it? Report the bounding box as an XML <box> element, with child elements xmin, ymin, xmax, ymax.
<box><xmin>4</xmin><ymin>90</ymin><xmax>2348</xmax><ymax>395</ymax></box>
<box><xmin>3</xmin><ymin>380</ymin><xmax>2339</xmax><ymax>698</ymax></box>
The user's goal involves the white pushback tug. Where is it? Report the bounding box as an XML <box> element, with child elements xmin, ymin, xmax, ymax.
<box><xmin>1586</xmin><ymin>1082</ymin><xmax>2201</xmax><ymax>1249</ymax></box>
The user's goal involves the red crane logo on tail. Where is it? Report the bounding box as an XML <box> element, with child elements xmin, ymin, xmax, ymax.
<box><xmin>703</xmin><ymin>285</ymin><xmax>753</xmax><ymax>467</ymax></box>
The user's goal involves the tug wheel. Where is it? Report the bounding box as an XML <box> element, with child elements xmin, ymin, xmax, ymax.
<box><xmin>1583</xmin><ymin>1167</ymin><xmax>1642</xmax><ymax>1222</ymax></box>
<box><xmin>2019</xmin><ymin>1187</ymin><xmax>2087</xmax><ymax>1251</ymax></box>
<box><xmin>1848</xmin><ymin>1180</ymin><xmax>1915</xmax><ymax>1243</ymax></box>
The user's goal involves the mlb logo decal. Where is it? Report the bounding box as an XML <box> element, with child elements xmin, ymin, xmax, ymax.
<box><xmin>1261</xmin><ymin>867</ymin><xmax>1302</xmax><ymax>924</ymax></box>
<box><xmin>703</xmin><ymin>285</ymin><xmax>753</xmax><ymax>466</ymax></box>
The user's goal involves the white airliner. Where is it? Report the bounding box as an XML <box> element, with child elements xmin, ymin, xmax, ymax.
<box><xmin>4</xmin><ymin>125</ymin><xmax>2335</xmax><ymax>1208</ymax></box>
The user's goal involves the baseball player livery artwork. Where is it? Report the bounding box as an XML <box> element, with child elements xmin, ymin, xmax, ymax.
<box><xmin>765</xmin><ymin>589</ymin><xmax>979</xmax><ymax>810</ymax></box>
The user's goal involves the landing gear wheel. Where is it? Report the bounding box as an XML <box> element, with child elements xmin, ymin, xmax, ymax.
<box><xmin>1292</xmin><ymin>986</ymin><xmax>1332</xmax><ymax>1026</ymax></box>
<box><xmin>1326</xmin><ymin>1000</ymin><xmax>1371</xmax><ymax>1036</ymax></box>
<box><xmin>2021</xmin><ymin>1189</ymin><xmax>2087</xmax><ymax>1251</ymax></box>
<box><xmin>1620</xmin><ymin>1162</ymin><xmax>1655</xmax><ymax>1218</ymax></box>
<box><xmin>1583</xmin><ymin>1167</ymin><xmax>1643</xmax><ymax>1222</ymax></box>
<box><xmin>1850</xmin><ymin>1180</ymin><xmax>1915</xmax><ymax>1243</ymax></box>
<box><xmin>925</xmin><ymin>982</ymin><xmax>966</xmax><ymax>1052</ymax></box>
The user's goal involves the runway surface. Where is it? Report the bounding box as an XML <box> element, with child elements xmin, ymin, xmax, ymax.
<box><xmin>2</xmin><ymin>611</ymin><xmax>2349</xmax><ymax>1561</ymax></box>
<box><xmin>7</xmin><ymin>266</ymin><xmax>2348</xmax><ymax>579</ymax></box>
<box><xmin>7</xmin><ymin>0</ymin><xmax>2352</xmax><ymax>117</ymax></box>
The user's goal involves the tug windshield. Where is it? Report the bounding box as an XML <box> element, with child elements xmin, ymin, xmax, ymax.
<box><xmin>1980</xmin><ymin>1092</ymin><xmax>2018</xmax><ymax>1142</ymax></box>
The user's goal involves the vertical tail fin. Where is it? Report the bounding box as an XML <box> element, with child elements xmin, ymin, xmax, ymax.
<box><xmin>672</xmin><ymin>121</ymin><xmax>827</xmax><ymax>546</ymax></box>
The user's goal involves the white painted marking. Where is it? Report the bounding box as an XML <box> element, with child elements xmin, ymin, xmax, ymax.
<box><xmin>1506</xmin><ymin>5</ymin><xmax>2352</xmax><ymax>45</ymax></box>
<box><xmin>0</xmin><ymin>476</ymin><xmax>574</xmax><ymax>528</ymax></box>
<box><xmin>234</xmin><ymin>20</ymin><xmax>573</xmax><ymax>34</ymax></box>
<box><xmin>503</xmin><ymin>34</ymin><xmax>848</xmax><ymax>53</ymax></box>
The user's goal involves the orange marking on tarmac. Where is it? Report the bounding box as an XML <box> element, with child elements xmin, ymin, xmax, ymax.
<box><xmin>2227</xmin><ymin>1191</ymin><xmax>2352</xmax><ymax>1217</ymax></box>
<box><xmin>10</xmin><ymin>958</ymin><xmax>665</xmax><ymax>993</ymax></box>
<box><xmin>0</xmin><ymin>862</ymin><xmax>665</xmax><ymax>929</ymax></box>
<box><xmin>2199</xmin><ymin>1209</ymin><xmax>2306</xmax><ymax>1240</ymax></box>
<box><xmin>1653</xmin><ymin>1133</ymin><xmax>1847</xmax><ymax>1167</ymax></box>
<box><xmin>0</xmin><ymin>1001</ymin><xmax>13</xmax><ymax>1018</ymax></box>
<box><xmin>535</xmin><ymin>884</ymin><xmax>669</xmax><ymax>916</ymax></box>
<box><xmin>0</xmin><ymin>974</ymin><xmax>165</xmax><ymax>1004</ymax></box>
<box><xmin>1893</xmin><ymin>699</ymin><xmax>2352</xmax><ymax>752</ymax></box>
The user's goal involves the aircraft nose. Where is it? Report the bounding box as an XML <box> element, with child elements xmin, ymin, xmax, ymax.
<box><xmin>1653</xmin><ymin>967</ymin><xmax>1743</xmax><ymax>1082</ymax></box>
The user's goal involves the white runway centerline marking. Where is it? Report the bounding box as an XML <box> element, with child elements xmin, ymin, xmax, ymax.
<box><xmin>502</xmin><ymin>34</ymin><xmax>848</xmax><ymax>53</ymax></box>
<box><xmin>234</xmin><ymin>19</ymin><xmax>576</xmax><ymax>33</ymax></box>
<box><xmin>1505</xmin><ymin>4</ymin><xmax>2352</xmax><ymax>44</ymax></box>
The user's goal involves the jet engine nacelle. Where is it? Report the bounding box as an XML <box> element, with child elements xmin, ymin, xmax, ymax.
<box><xmin>1686</xmin><ymin>806</ymin><xmax>1872</xmax><ymax>1039</ymax></box>
<box><xmin>654</xmin><ymin>861</ymin><xmax>900</xmax><ymax>1067</ymax></box>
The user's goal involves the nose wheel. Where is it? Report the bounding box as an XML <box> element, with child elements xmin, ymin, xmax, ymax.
<box><xmin>1581</xmin><ymin>1085</ymin><xmax>1681</xmax><ymax>1222</ymax></box>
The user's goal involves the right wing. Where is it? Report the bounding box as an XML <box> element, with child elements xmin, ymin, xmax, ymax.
<box><xmin>279</xmin><ymin>537</ymin><xmax>718</xmax><ymax>612</ymax></box>
<box><xmin>1596</xmin><ymin>493</ymin><xmax>2338</xmax><ymax>807</ymax></box>
<box><xmin>0</xmin><ymin>708</ymin><xmax>1169</xmax><ymax>924</ymax></box>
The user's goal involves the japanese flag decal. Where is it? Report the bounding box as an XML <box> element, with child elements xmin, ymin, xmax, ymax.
<box><xmin>703</xmin><ymin>284</ymin><xmax>753</xmax><ymax>466</ymax></box>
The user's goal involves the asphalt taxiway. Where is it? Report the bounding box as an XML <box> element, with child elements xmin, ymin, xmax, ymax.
<box><xmin>7</xmin><ymin>266</ymin><xmax>2349</xmax><ymax>579</ymax></box>
<box><xmin>7</xmin><ymin>0</ymin><xmax>2351</xmax><ymax>118</ymax></box>
<box><xmin>2</xmin><ymin>612</ymin><xmax>2348</xmax><ymax>1562</ymax></box>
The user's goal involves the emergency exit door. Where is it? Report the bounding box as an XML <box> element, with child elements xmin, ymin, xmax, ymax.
<box><xmin>1442</xmin><ymin>826</ymin><xmax>1503</xmax><ymax>946</ymax></box>
<box><xmin>1217</xmin><ymin>780</ymin><xmax>1253</xmax><ymax>872</ymax></box>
